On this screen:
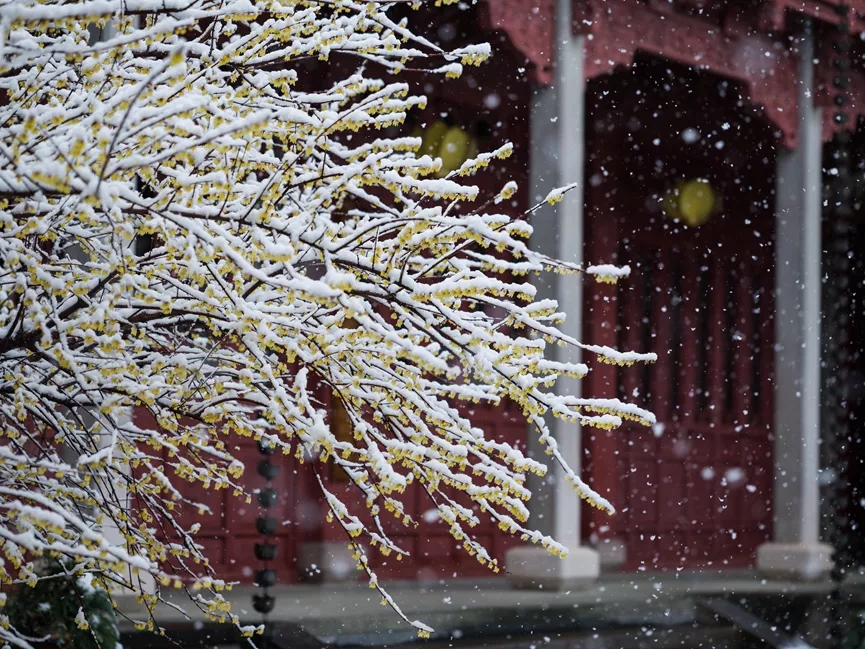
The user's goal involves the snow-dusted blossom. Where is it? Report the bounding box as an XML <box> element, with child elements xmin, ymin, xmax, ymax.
<box><xmin>0</xmin><ymin>0</ymin><xmax>655</xmax><ymax>642</ymax></box>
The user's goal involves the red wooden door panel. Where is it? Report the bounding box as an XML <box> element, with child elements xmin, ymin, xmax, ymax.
<box><xmin>584</xmin><ymin>63</ymin><xmax>776</xmax><ymax>571</ymax></box>
<box><xmin>348</xmin><ymin>401</ymin><xmax>526</xmax><ymax>581</ymax></box>
<box><xmin>154</xmin><ymin>436</ymin><xmax>300</xmax><ymax>585</ymax></box>
<box><xmin>611</xmin><ymin>238</ymin><xmax>774</xmax><ymax>570</ymax></box>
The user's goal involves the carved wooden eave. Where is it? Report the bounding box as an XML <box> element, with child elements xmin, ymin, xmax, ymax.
<box><xmin>574</xmin><ymin>0</ymin><xmax>804</xmax><ymax>146</ymax></box>
<box><xmin>478</xmin><ymin>0</ymin><xmax>863</xmax><ymax>147</ymax></box>
<box><xmin>769</xmin><ymin>0</ymin><xmax>865</xmax><ymax>35</ymax></box>
<box><xmin>480</xmin><ymin>0</ymin><xmax>555</xmax><ymax>85</ymax></box>
<box><xmin>570</xmin><ymin>0</ymin><xmax>865</xmax><ymax>148</ymax></box>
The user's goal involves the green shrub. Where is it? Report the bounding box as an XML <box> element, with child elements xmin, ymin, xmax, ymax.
<box><xmin>6</xmin><ymin>561</ymin><xmax>119</xmax><ymax>649</ymax></box>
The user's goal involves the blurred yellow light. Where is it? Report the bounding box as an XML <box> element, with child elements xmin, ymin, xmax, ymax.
<box><xmin>436</xmin><ymin>126</ymin><xmax>473</xmax><ymax>177</ymax></box>
<box><xmin>415</xmin><ymin>121</ymin><xmax>477</xmax><ymax>178</ymax></box>
<box><xmin>662</xmin><ymin>179</ymin><xmax>716</xmax><ymax>227</ymax></box>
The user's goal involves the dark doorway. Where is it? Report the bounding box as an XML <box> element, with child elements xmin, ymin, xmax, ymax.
<box><xmin>583</xmin><ymin>56</ymin><xmax>777</xmax><ymax>571</ymax></box>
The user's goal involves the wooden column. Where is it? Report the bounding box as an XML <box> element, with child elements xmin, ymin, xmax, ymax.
<box><xmin>756</xmin><ymin>28</ymin><xmax>832</xmax><ymax>580</ymax></box>
<box><xmin>506</xmin><ymin>0</ymin><xmax>600</xmax><ymax>589</ymax></box>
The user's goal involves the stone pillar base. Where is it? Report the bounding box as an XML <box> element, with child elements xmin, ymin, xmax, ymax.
<box><xmin>596</xmin><ymin>537</ymin><xmax>627</xmax><ymax>572</ymax></box>
<box><xmin>756</xmin><ymin>542</ymin><xmax>833</xmax><ymax>581</ymax></box>
<box><xmin>298</xmin><ymin>541</ymin><xmax>357</xmax><ymax>583</ymax></box>
<box><xmin>505</xmin><ymin>545</ymin><xmax>600</xmax><ymax>590</ymax></box>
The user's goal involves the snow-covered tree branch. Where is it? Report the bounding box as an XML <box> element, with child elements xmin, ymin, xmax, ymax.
<box><xmin>0</xmin><ymin>0</ymin><xmax>655</xmax><ymax>642</ymax></box>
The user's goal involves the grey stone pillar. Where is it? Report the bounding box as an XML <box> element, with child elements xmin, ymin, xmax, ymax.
<box><xmin>756</xmin><ymin>28</ymin><xmax>832</xmax><ymax>580</ymax></box>
<box><xmin>505</xmin><ymin>0</ymin><xmax>600</xmax><ymax>589</ymax></box>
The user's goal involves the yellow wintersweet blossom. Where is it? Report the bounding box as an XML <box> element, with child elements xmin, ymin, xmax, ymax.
<box><xmin>0</xmin><ymin>0</ymin><xmax>655</xmax><ymax>644</ymax></box>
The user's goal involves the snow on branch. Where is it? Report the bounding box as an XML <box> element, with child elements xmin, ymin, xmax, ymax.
<box><xmin>0</xmin><ymin>0</ymin><xmax>656</xmax><ymax>644</ymax></box>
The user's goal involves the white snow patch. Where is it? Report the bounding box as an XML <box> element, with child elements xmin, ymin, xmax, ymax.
<box><xmin>422</xmin><ymin>508</ymin><xmax>441</xmax><ymax>523</ymax></box>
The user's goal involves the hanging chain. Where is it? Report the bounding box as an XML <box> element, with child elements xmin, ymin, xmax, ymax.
<box><xmin>826</xmin><ymin>4</ymin><xmax>854</xmax><ymax>648</ymax></box>
<box><xmin>253</xmin><ymin>439</ymin><xmax>280</xmax><ymax>646</ymax></box>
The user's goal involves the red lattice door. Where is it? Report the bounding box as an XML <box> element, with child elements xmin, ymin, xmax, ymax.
<box><xmin>320</xmin><ymin>401</ymin><xmax>527</xmax><ymax>581</ymax></box>
<box><xmin>135</xmin><ymin>402</ymin><xmax>311</xmax><ymax>586</ymax></box>
<box><xmin>608</xmin><ymin>232</ymin><xmax>775</xmax><ymax>570</ymax></box>
<box><xmin>582</xmin><ymin>68</ymin><xmax>776</xmax><ymax>570</ymax></box>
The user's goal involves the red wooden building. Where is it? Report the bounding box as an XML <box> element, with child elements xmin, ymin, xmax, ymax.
<box><xmin>164</xmin><ymin>0</ymin><xmax>865</xmax><ymax>587</ymax></box>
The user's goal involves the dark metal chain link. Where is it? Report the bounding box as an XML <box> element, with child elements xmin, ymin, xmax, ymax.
<box><xmin>254</xmin><ymin>439</ymin><xmax>280</xmax><ymax>647</ymax></box>
<box><xmin>826</xmin><ymin>5</ymin><xmax>854</xmax><ymax>648</ymax></box>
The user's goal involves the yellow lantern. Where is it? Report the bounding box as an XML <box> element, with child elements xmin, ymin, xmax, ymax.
<box><xmin>662</xmin><ymin>179</ymin><xmax>717</xmax><ymax>227</ymax></box>
<box><xmin>436</xmin><ymin>125</ymin><xmax>473</xmax><ymax>177</ymax></box>
<box><xmin>678</xmin><ymin>179</ymin><xmax>715</xmax><ymax>227</ymax></box>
